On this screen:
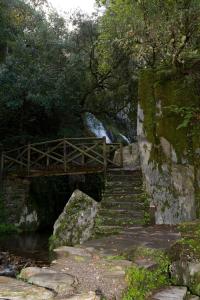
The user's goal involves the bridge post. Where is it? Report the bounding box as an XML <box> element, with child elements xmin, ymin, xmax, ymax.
<box><xmin>120</xmin><ymin>143</ymin><xmax>123</xmax><ymax>168</ymax></box>
<box><xmin>27</xmin><ymin>143</ymin><xmax>31</xmax><ymax>176</ymax></box>
<box><xmin>103</xmin><ymin>137</ymin><xmax>107</xmax><ymax>173</ymax></box>
<box><xmin>0</xmin><ymin>151</ymin><xmax>4</xmax><ymax>179</ymax></box>
<box><xmin>63</xmin><ymin>139</ymin><xmax>67</xmax><ymax>172</ymax></box>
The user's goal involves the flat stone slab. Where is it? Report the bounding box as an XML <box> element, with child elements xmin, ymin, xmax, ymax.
<box><xmin>0</xmin><ymin>276</ymin><xmax>54</xmax><ymax>300</ymax></box>
<box><xmin>151</xmin><ymin>286</ymin><xmax>187</xmax><ymax>300</ymax></box>
<box><xmin>54</xmin><ymin>246</ymin><xmax>93</xmax><ymax>258</ymax></box>
<box><xmin>56</xmin><ymin>291</ymin><xmax>100</xmax><ymax>300</ymax></box>
<box><xmin>27</xmin><ymin>271</ymin><xmax>76</xmax><ymax>296</ymax></box>
<box><xmin>20</xmin><ymin>267</ymin><xmax>56</xmax><ymax>280</ymax></box>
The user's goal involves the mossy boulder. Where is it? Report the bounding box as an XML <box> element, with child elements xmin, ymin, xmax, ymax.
<box><xmin>50</xmin><ymin>190</ymin><xmax>99</xmax><ymax>249</ymax></box>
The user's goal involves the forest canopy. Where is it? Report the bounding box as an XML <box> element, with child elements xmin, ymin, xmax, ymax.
<box><xmin>0</xmin><ymin>0</ymin><xmax>200</xmax><ymax>148</ymax></box>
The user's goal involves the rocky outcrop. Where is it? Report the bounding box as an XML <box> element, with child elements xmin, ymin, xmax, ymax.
<box><xmin>113</xmin><ymin>143</ymin><xmax>140</xmax><ymax>170</ymax></box>
<box><xmin>50</xmin><ymin>190</ymin><xmax>99</xmax><ymax>248</ymax></box>
<box><xmin>137</xmin><ymin>69</ymin><xmax>200</xmax><ymax>224</ymax></box>
<box><xmin>171</xmin><ymin>261</ymin><xmax>200</xmax><ymax>296</ymax></box>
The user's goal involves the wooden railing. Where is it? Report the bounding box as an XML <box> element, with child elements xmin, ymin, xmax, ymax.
<box><xmin>1</xmin><ymin>137</ymin><xmax>123</xmax><ymax>177</ymax></box>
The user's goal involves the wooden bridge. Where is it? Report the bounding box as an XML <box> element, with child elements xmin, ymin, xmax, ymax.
<box><xmin>0</xmin><ymin>137</ymin><xmax>123</xmax><ymax>177</ymax></box>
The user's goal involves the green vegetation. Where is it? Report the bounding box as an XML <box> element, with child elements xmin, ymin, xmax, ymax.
<box><xmin>0</xmin><ymin>224</ymin><xmax>20</xmax><ymax>235</ymax></box>
<box><xmin>170</xmin><ymin>221</ymin><xmax>200</xmax><ymax>261</ymax></box>
<box><xmin>123</xmin><ymin>247</ymin><xmax>170</xmax><ymax>300</ymax></box>
<box><xmin>105</xmin><ymin>255</ymin><xmax>126</xmax><ymax>261</ymax></box>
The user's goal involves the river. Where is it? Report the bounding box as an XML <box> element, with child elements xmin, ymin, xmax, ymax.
<box><xmin>0</xmin><ymin>232</ymin><xmax>51</xmax><ymax>268</ymax></box>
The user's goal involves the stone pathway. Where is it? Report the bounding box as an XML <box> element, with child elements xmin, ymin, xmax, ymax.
<box><xmin>0</xmin><ymin>225</ymin><xmax>181</xmax><ymax>300</ymax></box>
<box><xmin>84</xmin><ymin>225</ymin><xmax>180</xmax><ymax>255</ymax></box>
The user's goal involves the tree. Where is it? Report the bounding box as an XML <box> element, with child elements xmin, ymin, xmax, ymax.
<box><xmin>97</xmin><ymin>0</ymin><xmax>200</xmax><ymax>67</ymax></box>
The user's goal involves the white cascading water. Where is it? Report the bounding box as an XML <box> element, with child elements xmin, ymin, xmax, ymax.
<box><xmin>86</xmin><ymin>113</ymin><xmax>131</xmax><ymax>144</ymax></box>
<box><xmin>86</xmin><ymin>113</ymin><xmax>111</xmax><ymax>143</ymax></box>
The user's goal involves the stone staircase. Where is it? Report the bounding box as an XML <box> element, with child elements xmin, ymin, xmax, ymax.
<box><xmin>94</xmin><ymin>169</ymin><xmax>149</xmax><ymax>237</ymax></box>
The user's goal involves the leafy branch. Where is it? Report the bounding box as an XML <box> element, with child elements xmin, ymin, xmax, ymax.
<box><xmin>165</xmin><ymin>105</ymin><xmax>200</xmax><ymax>129</ymax></box>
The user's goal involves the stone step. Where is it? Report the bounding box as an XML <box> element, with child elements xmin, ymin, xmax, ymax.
<box><xmin>102</xmin><ymin>194</ymin><xmax>145</xmax><ymax>202</ymax></box>
<box><xmin>107</xmin><ymin>170</ymin><xmax>142</xmax><ymax>176</ymax></box>
<box><xmin>105</xmin><ymin>183</ymin><xmax>143</xmax><ymax>190</ymax></box>
<box><xmin>106</xmin><ymin>176</ymin><xmax>142</xmax><ymax>183</ymax></box>
<box><xmin>99</xmin><ymin>209</ymin><xmax>145</xmax><ymax>218</ymax></box>
<box><xmin>99</xmin><ymin>215</ymin><xmax>145</xmax><ymax>226</ymax></box>
<box><xmin>106</xmin><ymin>181</ymin><xmax>142</xmax><ymax>187</ymax></box>
<box><xmin>101</xmin><ymin>201</ymin><xmax>146</xmax><ymax>210</ymax></box>
<box><xmin>94</xmin><ymin>225</ymin><xmax>123</xmax><ymax>236</ymax></box>
<box><xmin>103</xmin><ymin>188</ymin><xmax>143</xmax><ymax>197</ymax></box>
<box><xmin>104</xmin><ymin>186</ymin><xmax>143</xmax><ymax>193</ymax></box>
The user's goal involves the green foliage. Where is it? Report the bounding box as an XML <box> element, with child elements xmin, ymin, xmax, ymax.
<box><xmin>172</xmin><ymin>221</ymin><xmax>200</xmax><ymax>260</ymax></box>
<box><xmin>123</xmin><ymin>248</ymin><xmax>170</xmax><ymax>300</ymax></box>
<box><xmin>105</xmin><ymin>255</ymin><xmax>126</xmax><ymax>261</ymax></box>
<box><xmin>0</xmin><ymin>0</ymin><xmax>136</xmax><ymax>147</ymax></box>
<box><xmin>0</xmin><ymin>224</ymin><xmax>20</xmax><ymax>235</ymax></box>
<box><xmin>165</xmin><ymin>105</ymin><xmax>200</xmax><ymax>129</ymax></box>
<box><xmin>97</xmin><ymin>0</ymin><xmax>200</xmax><ymax>67</ymax></box>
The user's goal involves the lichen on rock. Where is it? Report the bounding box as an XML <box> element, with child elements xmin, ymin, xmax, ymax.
<box><xmin>50</xmin><ymin>189</ymin><xmax>99</xmax><ymax>249</ymax></box>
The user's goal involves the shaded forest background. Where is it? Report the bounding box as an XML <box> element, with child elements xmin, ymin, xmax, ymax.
<box><xmin>0</xmin><ymin>0</ymin><xmax>138</xmax><ymax>149</ymax></box>
<box><xmin>1</xmin><ymin>0</ymin><xmax>200</xmax><ymax>229</ymax></box>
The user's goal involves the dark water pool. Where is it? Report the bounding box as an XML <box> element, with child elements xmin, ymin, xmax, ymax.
<box><xmin>0</xmin><ymin>232</ymin><xmax>51</xmax><ymax>264</ymax></box>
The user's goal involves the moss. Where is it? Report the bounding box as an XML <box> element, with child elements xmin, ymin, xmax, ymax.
<box><xmin>105</xmin><ymin>255</ymin><xmax>126</xmax><ymax>261</ymax></box>
<box><xmin>139</xmin><ymin>69</ymin><xmax>156</xmax><ymax>144</ymax></box>
<box><xmin>169</xmin><ymin>221</ymin><xmax>200</xmax><ymax>261</ymax></box>
<box><xmin>139</xmin><ymin>66</ymin><xmax>199</xmax><ymax>165</ymax></box>
<box><xmin>123</xmin><ymin>247</ymin><xmax>170</xmax><ymax>300</ymax></box>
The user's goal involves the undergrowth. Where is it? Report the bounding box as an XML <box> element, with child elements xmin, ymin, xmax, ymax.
<box><xmin>123</xmin><ymin>247</ymin><xmax>170</xmax><ymax>300</ymax></box>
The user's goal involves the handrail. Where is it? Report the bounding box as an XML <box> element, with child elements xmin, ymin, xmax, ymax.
<box><xmin>1</xmin><ymin>137</ymin><xmax>123</xmax><ymax>177</ymax></box>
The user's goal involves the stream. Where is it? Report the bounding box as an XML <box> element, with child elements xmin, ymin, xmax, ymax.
<box><xmin>0</xmin><ymin>232</ymin><xmax>51</xmax><ymax>277</ymax></box>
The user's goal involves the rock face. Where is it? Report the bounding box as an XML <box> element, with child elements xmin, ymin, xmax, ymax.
<box><xmin>113</xmin><ymin>143</ymin><xmax>140</xmax><ymax>170</ymax></box>
<box><xmin>51</xmin><ymin>190</ymin><xmax>99</xmax><ymax>248</ymax></box>
<box><xmin>0</xmin><ymin>276</ymin><xmax>54</xmax><ymax>299</ymax></box>
<box><xmin>171</xmin><ymin>261</ymin><xmax>200</xmax><ymax>296</ymax></box>
<box><xmin>137</xmin><ymin>69</ymin><xmax>200</xmax><ymax>224</ymax></box>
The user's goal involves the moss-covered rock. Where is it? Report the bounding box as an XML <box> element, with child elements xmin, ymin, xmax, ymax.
<box><xmin>50</xmin><ymin>189</ymin><xmax>99</xmax><ymax>249</ymax></box>
<box><xmin>170</xmin><ymin>221</ymin><xmax>200</xmax><ymax>296</ymax></box>
<box><xmin>138</xmin><ymin>67</ymin><xmax>200</xmax><ymax>224</ymax></box>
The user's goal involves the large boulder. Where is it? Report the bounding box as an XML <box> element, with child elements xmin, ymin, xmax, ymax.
<box><xmin>113</xmin><ymin>143</ymin><xmax>140</xmax><ymax>170</ymax></box>
<box><xmin>50</xmin><ymin>190</ymin><xmax>99</xmax><ymax>248</ymax></box>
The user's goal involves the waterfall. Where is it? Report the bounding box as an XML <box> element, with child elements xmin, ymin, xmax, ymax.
<box><xmin>86</xmin><ymin>113</ymin><xmax>111</xmax><ymax>143</ymax></box>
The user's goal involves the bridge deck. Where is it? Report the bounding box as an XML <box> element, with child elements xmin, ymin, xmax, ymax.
<box><xmin>1</xmin><ymin>137</ymin><xmax>123</xmax><ymax>177</ymax></box>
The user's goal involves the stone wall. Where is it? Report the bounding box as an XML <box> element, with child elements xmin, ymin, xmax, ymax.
<box><xmin>137</xmin><ymin>68</ymin><xmax>200</xmax><ymax>224</ymax></box>
<box><xmin>1</xmin><ymin>177</ymin><xmax>39</xmax><ymax>229</ymax></box>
